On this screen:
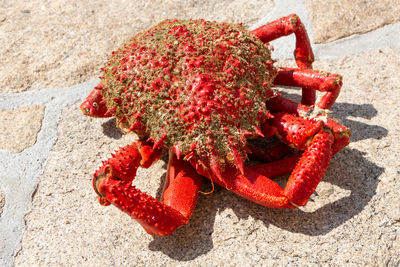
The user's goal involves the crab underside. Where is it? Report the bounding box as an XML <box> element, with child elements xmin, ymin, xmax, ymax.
<box><xmin>81</xmin><ymin>14</ymin><xmax>351</xmax><ymax>236</ymax></box>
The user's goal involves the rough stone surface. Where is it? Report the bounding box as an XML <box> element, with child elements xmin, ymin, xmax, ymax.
<box><xmin>15</xmin><ymin>48</ymin><xmax>400</xmax><ymax>266</ymax></box>
<box><xmin>2</xmin><ymin>1</ymin><xmax>400</xmax><ymax>266</ymax></box>
<box><xmin>0</xmin><ymin>0</ymin><xmax>273</xmax><ymax>93</ymax></box>
<box><xmin>305</xmin><ymin>0</ymin><xmax>400</xmax><ymax>43</ymax></box>
<box><xmin>0</xmin><ymin>105</ymin><xmax>45</xmax><ymax>153</ymax></box>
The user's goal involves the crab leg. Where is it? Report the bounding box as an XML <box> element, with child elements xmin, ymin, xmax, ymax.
<box><xmin>93</xmin><ymin>141</ymin><xmax>202</xmax><ymax>236</ymax></box>
<box><xmin>196</xmin><ymin>103</ymin><xmax>348</xmax><ymax>208</ymax></box>
<box><xmin>247</xmin><ymin>142</ymin><xmax>293</xmax><ymax>162</ymax></box>
<box><xmin>233</xmin><ymin>113</ymin><xmax>334</xmax><ymax>207</ymax></box>
<box><xmin>283</xmin><ymin>130</ymin><xmax>334</xmax><ymax>206</ymax></box>
<box><xmin>161</xmin><ymin>151</ymin><xmax>203</xmax><ymax>220</ymax></box>
<box><xmin>274</xmin><ymin>68</ymin><xmax>343</xmax><ymax>110</ymax></box>
<box><xmin>270</xmin><ymin>112</ymin><xmax>335</xmax><ymax>206</ymax></box>
<box><xmin>247</xmin><ymin>153</ymin><xmax>301</xmax><ymax>178</ymax></box>
<box><xmin>266</xmin><ymin>95</ymin><xmax>351</xmax><ymax>154</ymax></box>
<box><xmin>190</xmin><ymin>158</ymin><xmax>296</xmax><ymax>209</ymax></box>
<box><xmin>251</xmin><ymin>14</ymin><xmax>316</xmax><ymax>105</ymax></box>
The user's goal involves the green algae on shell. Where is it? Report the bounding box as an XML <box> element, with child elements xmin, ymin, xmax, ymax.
<box><xmin>99</xmin><ymin>19</ymin><xmax>277</xmax><ymax>167</ymax></box>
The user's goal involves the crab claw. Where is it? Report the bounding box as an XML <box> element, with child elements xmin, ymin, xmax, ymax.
<box><xmin>81</xmin><ymin>86</ymin><xmax>112</xmax><ymax>117</ymax></box>
<box><xmin>93</xmin><ymin>140</ymin><xmax>202</xmax><ymax>236</ymax></box>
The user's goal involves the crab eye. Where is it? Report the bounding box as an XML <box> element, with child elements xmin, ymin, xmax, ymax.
<box><xmin>92</xmin><ymin>102</ymin><xmax>98</xmax><ymax>108</ymax></box>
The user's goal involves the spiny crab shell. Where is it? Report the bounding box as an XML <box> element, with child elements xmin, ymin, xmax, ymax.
<box><xmin>99</xmin><ymin>19</ymin><xmax>277</xmax><ymax>170</ymax></box>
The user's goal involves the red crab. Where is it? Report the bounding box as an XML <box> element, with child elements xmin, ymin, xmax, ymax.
<box><xmin>81</xmin><ymin>15</ymin><xmax>350</xmax><ymax>236</ymax></box>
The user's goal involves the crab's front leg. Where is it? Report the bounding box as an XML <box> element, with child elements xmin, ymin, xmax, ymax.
<box><xmin>94</xmin><ymin>140</ymin><xmax>203</xmax><ymax>236</ymax></box>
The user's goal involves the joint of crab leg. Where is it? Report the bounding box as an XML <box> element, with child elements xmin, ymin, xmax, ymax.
<box><xmin>272</xmin><ymin>112</ymin><xmax>324</xmax><ymax>150</ymax></box>
<box><xmin>250</xmin><ymin>14</ymin><xmax>314</xmax><ymax>65</ymax></box>
<box><xmin>325</xmin><ymin>118</ymin><xmax>351</xmax><ymax>154</ymax></box>
<box><xmin>92</xmin><ymin>142</ymin><xmax>142</xmax><ymax>206</ymax></box>
<box><xmin>251</xmin><ymin>14</ymin><xmax>315</xmax><ymax>105</ymax></box>
<box><xmin>274</xmin><ymin>68</ymin><xmax>343</xmax><ymax>110</ymax></box>
<box><xmin>266</xmin><ymin>95</ymin><xmax>351</xmax><ymax>155</ymax></box>
<box><xmin>136</xmin><ymin>140</ymin><xmax>162</xmax><ymax>168</ymax></box>
<box><xmin>95</xmin><ymin>143</ymin><xmax>141</xmax><ymax>183</ymax></box>
<box><xmin>93</xmin><ymin>166</ymin><xmax>112</xmax><ymax>206</ymax></box>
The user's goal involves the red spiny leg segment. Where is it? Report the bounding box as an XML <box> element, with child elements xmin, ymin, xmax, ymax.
<box><xmin>270</xmin><ymin>112</ymin><xmax>336</xmax><ymax>206</ymax></box>
<box><xmin>96</xmin><ymin>177</ymin><xmax>187</xmax><ymax>236</ymax></box>
<box><xmin>93</xmin><ymin>142</ymin><xmax>201</xmax><ymax>236</ymax></box>
<box><xmin>266</xmin><ymin>95</ymin><xmax>351</xmax><ymax>154</ymax></box>
<box><xmin>190</xmin><ymin>158</ymin><xmax>295</xmax><ymax>209</ymax></box>
<box><xmin>251</xmin><ymin>14</ymin><xmax>316</xmax><ymax>105</ymax></box>
<box><xmin>248</xmin><ymin>153</ymin><xmax>301</xmax><ymax>178</ymax></box>
<box><xmin>136</xmin><ymin>140</ymin><xmax>162</xmax><ymax>168</ymax></box>
<box><xmin>274</xmin><ymin>68</ymin><xmax>343</xmax><ymax>110</ymax></box>
<box><xmin>272</xmin><ymin>112</ymin><xmax>324</xmax><ymax>150</ymax></box>
<box><xmin>161</xmin><ymin>151</ymin><xmax>203</xmax><ymax>219</ymax></box>
<box><xmin>284</xmin><ymin>131</ymin><xmax>334</xmax><ymax>206</ymax></box>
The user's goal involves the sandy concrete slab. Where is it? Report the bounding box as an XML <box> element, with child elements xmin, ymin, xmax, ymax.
<box><xmin>0</xmin><ymin>105</ymin><xmax>45</xmax><ymax>153</ymax></box>
<box><xmin>0</xmin><ymin>0</ymin><xmax>273</xmax><ymax>93</ymax></box>
<box><xmin>305</xmin><ymin>0</ymin><xmax>400</xmax><ymax>43</ymax></box>
<box><xmin>15</xmin><ymin>48</ymin><xmax>400</xmax><ymax>266</ymax></box>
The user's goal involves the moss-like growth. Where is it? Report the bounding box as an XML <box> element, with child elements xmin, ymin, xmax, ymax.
<box><xmin>99</xmin><ymin>19</ymin><xmax>277</xmax><ymax>168</ymax></box>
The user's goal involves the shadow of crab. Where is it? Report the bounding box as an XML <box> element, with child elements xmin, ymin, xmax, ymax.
<box><xmin>146</xmin><ymin>146</ymin><xmax>382</xmax><ymax>261</ymax></box>
<box><xmin>234</xmin><ymin>146</ymin><xmax>383</xmax><ymax>235</ymax></box>
<box><xmin>101</xmin><ymin>101</ymin><xmax>385</xmax><ymax>261</ymax></box>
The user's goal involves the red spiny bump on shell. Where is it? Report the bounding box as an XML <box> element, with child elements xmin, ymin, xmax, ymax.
<box><xmin>98</xmin><ymin>19</ymin><xmax>277</xmax><ymax>170</ymax></box>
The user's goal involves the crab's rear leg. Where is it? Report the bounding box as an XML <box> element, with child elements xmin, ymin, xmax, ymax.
<box><xmin>94</xmin><ymin>141</ymin><xmax>202</xmax><ymax>236</ymax></box>
<box><xmin>230</xmin><ymin>116</ymin><xmax>333</xmax><ymax>208</ymax></box>
<box><xmin>271</xmin><ymin>112</ymin><xmax>335</xmax><ymax>206</ymax></box>
<box><xmin>251</xmin><ymin>14</ymin><xmax>316</xmax><ymax>105</ymax></box>
<box><xmin>266</xmin><ymin>95</ymin><xmax>351</xmax><ymax>154</ymax></box>
<box><xmin>274</xmin><ymin>68</ymin><xmax>343</xmax><ymax>110</ymax></box>
<box><xmin>190</xmin><ymin>158</ymin><xmax>296</xmax><ymax>209</ymax></box>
